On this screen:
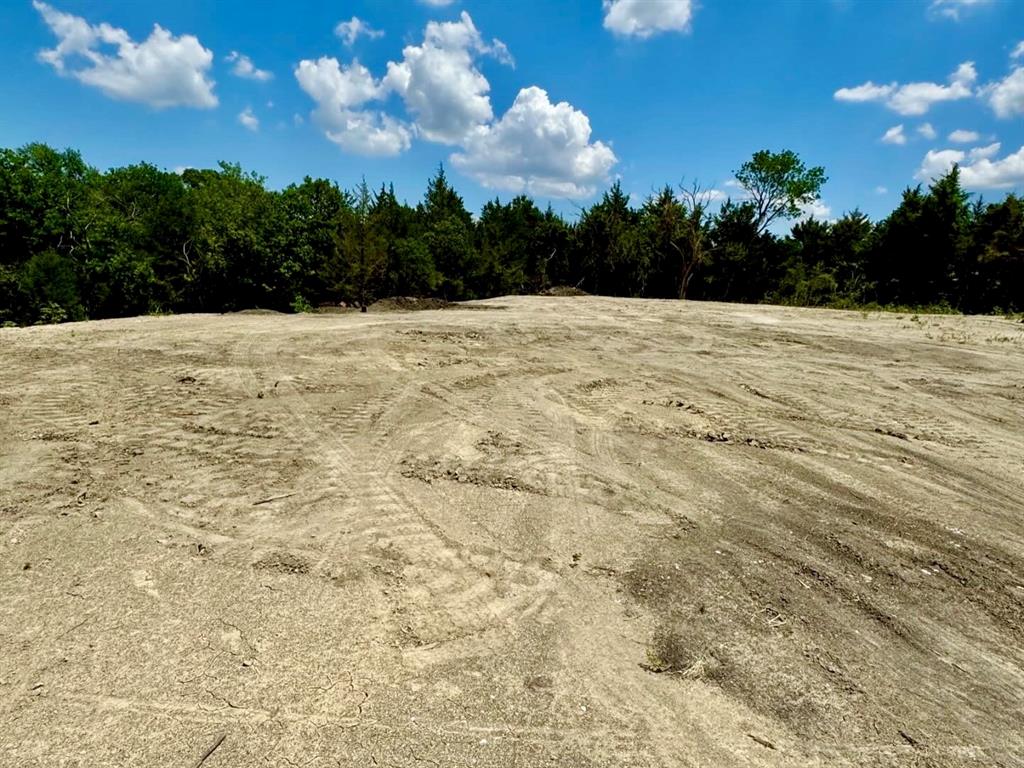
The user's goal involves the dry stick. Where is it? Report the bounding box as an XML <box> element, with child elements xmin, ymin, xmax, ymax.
<box><xmin>745</xmin><ymin>733</ymin><xmax>774</xmax><ymax>753</ymax></box>
<box><xmin>193</xmin><ymin>733</ymin><xmax>226</xmax><ymax>768</ymax></box>
<box><xmin>252</xmin><ymin>492</ymin><xmax>297</xmax><ymax>506</ymax></box>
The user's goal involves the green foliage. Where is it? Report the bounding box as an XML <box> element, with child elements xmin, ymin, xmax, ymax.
<box><xmin>0</xmin><ymin>143</ymin><xmax>1022</xmax><ymax>325</ymax></box>
<box><xmin>37</xmin><ymin>301</ymin><xmax>68</xmax><ymax>325</ymax></box>
<box><xmin>735</xmin><ymin>149</ymin><xmax>827</xmax><ymax>235</ymax></box>
<box><xmin>577</xmin><ymin>181</ymin><xmax>645</xmax><ymax>296</ymax></box>
<box><xmin>19</xmin><ymin>249</ymin><xmax>83</xmax><ymax>323</ymax></box>
<box><xmin>290</xmin><ymin>294</ymin><xmax>313</xmax><ymax>313</ymax></box>
<box><xmin>337</xmin><ymin>179</ymin><xmax>387</xmax><ymax>306</ymax></box>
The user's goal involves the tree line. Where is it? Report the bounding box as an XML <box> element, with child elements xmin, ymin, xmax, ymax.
<box><xmin>1</xmin><ymin>142</ymin><xmax>1021</xmax><ymax>325</ymax></box>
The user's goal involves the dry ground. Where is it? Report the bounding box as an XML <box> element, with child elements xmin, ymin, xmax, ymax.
<box><xmin>2</xmin><ymin>296</ymin><xmax>1024</xmax><ymax>767</ymax></box>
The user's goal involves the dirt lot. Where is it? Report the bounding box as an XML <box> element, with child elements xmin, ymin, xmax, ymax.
<box><xmin>2</xmin><ymin>296</ymin><xmax>1024</xmax><ymax>767</ymax></box>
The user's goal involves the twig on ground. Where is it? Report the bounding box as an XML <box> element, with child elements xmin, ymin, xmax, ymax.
<box><xmin>253</xmin><ymin>492</ymin><xmax>296</xmax><ymax>506</ymax></box>
<box><xmin>192</xmin><ymin>733</ymin><xmax>226</xmax><ymax>768</ymax></box>
<box><xmin>747</xmin><ymin>733</ymin><xmax>776</xmax><ymax>750</ymax></box>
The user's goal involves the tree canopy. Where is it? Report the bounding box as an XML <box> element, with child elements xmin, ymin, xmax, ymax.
<box><xmin>1</xmin><ymin>142</ymin><xmax>1021</xmax><ymax>326</ymax></box>
<box><xmin>735</xmin><ymin>149</ymin><xmax>828</xmax><ymax>235</ymax></box>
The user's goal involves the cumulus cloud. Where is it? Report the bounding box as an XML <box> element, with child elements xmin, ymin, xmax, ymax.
<box><xmin>451</xmin><ymin>86</ymin><xmax>617</xmax><ymax>197</ymax></box>
<box><xmin>226</xmin><ymin>51</ymin><xmax>272</xmax><ymax>81</ymax></box>
<box><xmin>948</xmin><ymin>128</ymin><xmax>980</xmax><ymax>143</ymax></box>
<box><xmin>969</xmin><ymin>142</ymin><xmax>1002</xmax><ymax>160</ymax></box>
<box><xmin>881</xmin><ymin>124</ymin><xmax>907</xmax><ymax>145</ymax></box>
<box><xmin>917</xmin><ymin>122</ymin><xmax>938</xmax><ymax>139</ymax></box>
<box><xmin>959</xmin><ymin>146</ymin><xmax>1024</xmax><ymax>187</ymax></box>
<box><xmin>602</xmin><ymin>0</ymin><xmax>694</xmax><ymax>38</ymax></box>
<box><xmin>929</xmin><ymin>0</ymin><xmax>993</xmax><ymax>20</ymax></box>
<box><xmin>915</xmin><ymin>142</ymin><xmax>1024</xmax><ymax>189</ymax></box>
<box><xmin>1012</xmin><ymin>41</ymin><xmax>1024</xmax><ymax>60</ymax></box>
<box><xmin>382</xmin><ymin>11</ymin><xmax>512</xmax><ymax>145</ymax></box>
<box><xmin>295</xmin><ymin>12</ymin><xmax>614</xmax><ymax>196</ymax></box>
<box><xmin>917</xmin><ymin>149</ymin><xmax>967</xmax><ymax>181</ymax></box>
<box><xmin>295</xmin><ymin>57</ymin><xmax>411</xmax><ymax>156</ymax></box>
<box><xmin>335</xmin><ymin>17</ymin><xmax>384</xmax><ymax>47</ymax></box>
<box><xmin>834</xmin><ymin>62</ymin><xmax>976</xmax><ymax>115</ymax></box>
<box><xmin>238</xmin><ymin>106</ymin><xmax>259</xmax><ymax>132</ymax></box>
<box><xmin>797</xmin><ymin>199</ymin><xmax>833</xmax><ymax>223</ymax></box>
<box><xmin>982</xmin><ymin>67</ymin><xmax>1024</xmax><ymax>118</ymax></box>
<box><xmin>33</xmin><ymin>1</ymin><xmax>216</xmax><ymax>108</ymax></box>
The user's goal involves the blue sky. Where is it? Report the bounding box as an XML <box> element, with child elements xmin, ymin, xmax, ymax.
<box><xmin>2</xmin><ymin>0</ymin><xmax>1023</xmax><ymax>222</ymax></box>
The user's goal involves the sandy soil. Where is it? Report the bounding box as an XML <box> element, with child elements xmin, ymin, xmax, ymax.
<box><xmin>2</xmin><ymin>296</ymin><xmax>1024</xmax><ymax>767</ymax></box>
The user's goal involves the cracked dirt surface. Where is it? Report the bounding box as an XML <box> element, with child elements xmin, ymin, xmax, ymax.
<box><xmin>2</xmin><ymin>296</ymin><xmax>1024</xmax><ymax>767</ymax></box>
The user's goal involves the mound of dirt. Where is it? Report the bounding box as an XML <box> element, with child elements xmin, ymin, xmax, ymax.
<box><xmin>369</xmin><ymin>296</ymin><xmax>453</xmax><ymax>312</ymax></box>
<box><xmin>540</xmin><ymin>285</ymin><xmax>589</xmax><ymax>296</ymax></box>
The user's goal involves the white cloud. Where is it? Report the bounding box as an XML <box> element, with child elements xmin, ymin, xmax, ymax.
<box><xmin>602</xmin><ymin>0</ymin><xmax>694</xmax><ymax>38</ymax></box>
<box><xmin>295</xmin><ymin>57</ymin><xmax>411</xmax><ymax>156</ymax></box>
<box><xmin>983</xmin><ymin>67</ymin><xmax>1024</xmax><ymax>118</ymax></box>
<box><xmin>875</xmin><ymin>186</ymin><xmax>888</xmax><ymax>195</ymax></box>
<box><xmin>450</xmin><ymin>86</ymin><xmax>617</xmax><ymax>197</ymax></box>
<box><xmin>834</xmin><ymin>62</ymin><xmax>976</xmax><ymax>115</ymax></box>
<box><xmin>382</xmin><ymin>11</ymin><xmax>512</xmax><ymax>145</ymax></box>
<box><xmin>226</xmin><ymin>51</ymin><xmax>272</xmax><ymax>81</ymax></box>
<box><xmin>797</xmin><ymin>199</ymin><xmax>833</xmax><ymax>223</ymax></box>
<box><xmin>916</xmin><ymin>148</ymin><xmax>967</xmax><ymax>181</ymax></box>
<box><xmin>959</xmin><ymin>146</ymin><xmax>1024</xmax><ymax>188</ymax></box>
<box><xmin>335</xmin><ymin>17</ymin><xmax>384</xmax><ymax>47</ymax></box>
<box><xmin>968</xmin><ymin>142</ymin><xmax>1001</xmax><ymax>160</ymax></box>
<box><xmin>881</xmin><ymin>124</ymin><xmax>907</xmax><ymax>145</ymax></box>
<box><xmin>915</xmin><ymin>142</ymin><xmax>1024</xmax><ymax>188</ymax></box>
<box><xmin>929</xmin><ymin>0</ymin><xmax>993</xmax><ymax>20</ymax></box>
<box><xmin>1012</xmin><ymin>41</ymin><xmax>1024</xmax><ymax>60</ymax></box>
<box><xmin>834</xmin><ymin>81</ymin><xmax>894</xmax><ymax>103</ymax></box>
<box><xmin>948</xmin><ymin>128</ymin><xmax>980</xmax><ymax>143</ymax></box>
<box><xmin>293</xmin><ymin>11</ymin><xmax>614</xmax><ymax>198</ymax></box>
<box><xmin>297</xmin><ymin>57</ymin><xmax>380</xmax><ymax>108</ymax></box>
<box><xmin>33</xmin><ymin>1</ymin><xmax>216</xmax><ymax>108</ymax></box>
<box><xmin>488</xmin><ymin>39</ymin><xmax>515</xmax><ymax>68</ymax></box>
<box><xmin>918</xmin><ymin>122</ymin><xmax>937</xmax><ymax>139</ymax></box>
<box><xmin>420</xmin><ymin>0</ymin><xmax>456</xmax><ymax>5</ymax></box>
<box><xmin>238</xmin><ymin>106</ymin><xmax>259</xmax><ymax>132</ymax></box>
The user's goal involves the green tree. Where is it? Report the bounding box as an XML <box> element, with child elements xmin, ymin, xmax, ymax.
<box><xmin>577</xmin><ymin>181</ymin><xmax>644</xmax><ymax>295</ymax></box>
<box><xmin>735</xmin><ymin>149</ymin><xmax>827</xmax><ymax>235</ymax></box>
<box><xmin>338</xmin><ymin>179</ymin><xmax>387</xmax><ymax>307</ymax></box>
<box><xmin>371</xmin><ymin>184</ymin><xmax>437</xmax><ymax>296</ymax></box>
<box><xmin>418</xmin><ymin>165</ymin><xmax>477</xmax><ymax>299</ymax></box>
<box><xmin>969</xmin><ymin>193</ymin><xmax>1024</xmax><ymax>312</ymax></box>
<box><xmin>180</xmin><ymin>162</ymin><xmax>278</xmax><ymax>311</ymax></box>
<box><xmin>868</xmin><ymin>168</ymin><xmax>971</xmax><ymax>307</ymax></box>
<box><xmin>276</xmin><ymin>176</ymin><xmax>352</xmax><ymax>307</ymax></box>
<box><xmin>84</xmin><ymin>163</ymin><xmax>191</xmax><ymax>317</ymax></box>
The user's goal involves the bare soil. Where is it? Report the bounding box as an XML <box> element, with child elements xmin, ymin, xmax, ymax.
<box><xmin>2</xmin><ymin>296</ymin><xmax>1024</xmax><ymax>767</ymax></box>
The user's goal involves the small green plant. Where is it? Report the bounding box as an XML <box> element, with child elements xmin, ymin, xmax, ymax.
<box><xmin>290</xmin><ymin>294</ymin><xmax>313</xmax><ymax>313</ymax></box>
<box><xmin>36</xmin><ymin>302</ymin><xmax>68</xmax><ymax>325</ymax></box>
